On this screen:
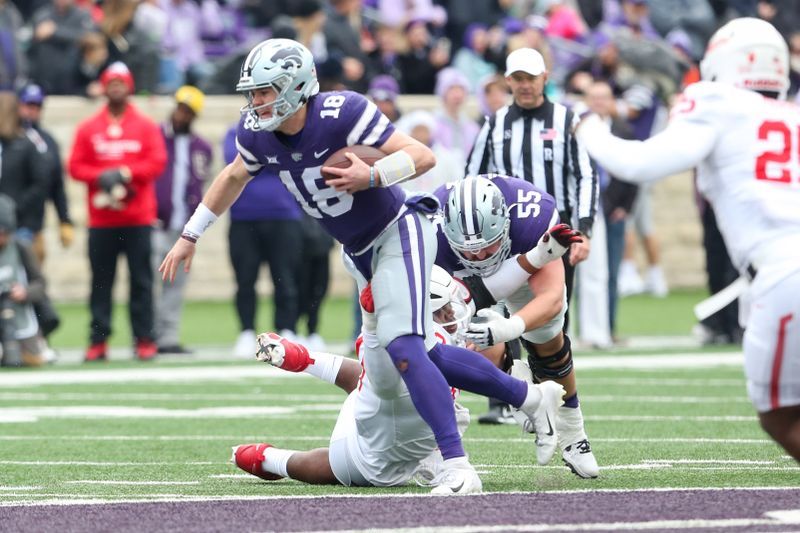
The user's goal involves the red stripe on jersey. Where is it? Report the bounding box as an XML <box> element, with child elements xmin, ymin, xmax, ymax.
<box><xmin>770</xmin><ymin>313</ymin><xmax>794</xmax><ymax>409</ymax></box>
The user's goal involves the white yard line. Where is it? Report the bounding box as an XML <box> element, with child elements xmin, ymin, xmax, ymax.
<box><xmin>0</xmin><ymin>405</ymin><xmax>760</xmax><ymax>423</ymax></box>
<box><xmin>0</xmin><ymin>461</ymin><xmax>217</xmax><ymax>466</ymax></box>
<box><xmin>0</xmin><ymin>435</ymin><xmax>775</xmax><ymax>444</ymax></box>
<box><xmin>1</xmin><ymin>486</ymin><xmax>798</xmax><ymax>507</ymax></box>
<box><xmin>64</xmin><ymin>480</ymin><xmax>201</xmax><ymax>486</ymax></box>
<box><xmin>574</xmin><ymin>352</ymin><xmax>742</xmax><ymax>369</ymax></box>
<box><xmin>0</xmin><ymin>365</ymin><xmax>310</xmax><ymax>388</ymax></box>
<box><xmin>578</xmin><ymin>377</ymin><xmax>743</xmax><ymax>386</ymax></box>
<box><xmin>0</xmin><ymin>352</ymin><xmax>743</xmax><ymax>389</ymax></box>
<box><xmin>0</xmin><ymin>392</ymin><xmax>345</xmax><ymax>402</ymax></box>
<box><xmin>298</xmin><ymin>514</ymin><xmax>800</xmax><ymax>533</ymax></box>
<box><xmin>0</xmin><ymin>392</ymin><xmax>749</xmax><ymax>403</ymax></box>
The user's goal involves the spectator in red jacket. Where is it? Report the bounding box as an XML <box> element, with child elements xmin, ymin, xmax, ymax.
<box><xmin>68</xmin><ymin>62</ymin><xmax>167</xmax><ymax>362</ymax></box>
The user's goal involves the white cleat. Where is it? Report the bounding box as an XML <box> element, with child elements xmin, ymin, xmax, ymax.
<box><xmin>530</xmin><ymin>381</ymin><xmax>565</xmax><ymax>465</ymax></box>
<box><xmin>562</xmin><ymin>439</ymin><xmax>599</xmax><ymax>478</ymax></box>
<box><xmin>512</xmin><ymin>379</ymin><xmax>565</xmax><ymax>466</ymax></box>
<box><xmin>430</xmin><ymin>457</ymin><xmax>482</xmax><ymax>495</ymax></box>
<box><xmin>558</xmin><ymin>405</ymin><xmax>599</xmax><ymax>478</ymax></box>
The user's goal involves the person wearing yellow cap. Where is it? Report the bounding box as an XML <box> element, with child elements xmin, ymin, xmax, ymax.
<box><xmin>152</xmin><ymin>85</ymin><xmax>213</xmax><ymax>354</ymax></box>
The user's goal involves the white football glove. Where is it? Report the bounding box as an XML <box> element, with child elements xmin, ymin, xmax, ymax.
<box><xmin>464</xmin><ymin>308</ymin><xmax>526</xmax><ymax>350</ymax></box>
<box><xmin>525</xmin><ymin>223</ymin><xmax>583</xmax><ymax>269</ymax></box>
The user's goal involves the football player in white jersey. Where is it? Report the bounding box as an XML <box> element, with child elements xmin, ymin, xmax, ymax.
<box><xmin>575</xmin><ymin>18</ymin><xmax>800</xmax><ymax>461</ymax></box>
<box><xmin>231</xmin><ymin>266</ymin><xmax>562</xmax><ymax>491</ymax></box>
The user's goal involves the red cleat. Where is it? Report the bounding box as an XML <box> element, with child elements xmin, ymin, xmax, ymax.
<box><xmin>232</xmin><ymin>443</ymin><xmax>283</xmax><ymax>481</ymax></box>
<box><xmin>84</xmin><ymin>342</ymin><xmax>108</xmax><ymax>362</ymax></box>
<box><xmin>135</xmin><ymin>339</ymin><xmax>158</xmax><ymax>361</ymax></box>
<box><xmin>255</xmin><ymin>332</ymin><xmax>313</xmax><ymax>372</ymax></box>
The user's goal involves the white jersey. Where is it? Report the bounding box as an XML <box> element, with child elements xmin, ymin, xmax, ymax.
<box><xmin>578</xmin><ymin>81</ymin><xmax>800</xmax><ymax>293</ymax></box>
<box><xmin>329</xmin><ymin>323</ymin><xmax>465</xmax><ymax>487</ymax></box>
<box><xmin>577</xmin><ymin>81</ymin><xmax>800</xmax><ymax>412</ymax></box>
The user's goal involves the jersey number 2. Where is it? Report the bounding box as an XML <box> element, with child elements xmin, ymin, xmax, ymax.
<box><xmin>756</xmin><ymin>120</ymin><xmax>797</xmax><ymax>184</ymax></box>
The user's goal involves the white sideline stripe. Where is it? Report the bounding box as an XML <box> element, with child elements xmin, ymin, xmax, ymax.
<box><xmin>65</xmin><ymin>481</ymin><xmax>201</xmax><ymax>486</ymax></box>
<box><xmin>574</xmin><ymin>352</ymin><xmax>742</xmax><ymax>370</ymax></box>
<box><xmin>0</xmin><ymin>486</ymin><xmax>41</xmax><ymax>491</ymax></box>
<box><xmin>298</xmin><ymin>514</ymin><xmax>800</xmax><ymax>533</ymax></box>
<box><xmin>0</xmin><ymin>461</ymin><xmax>216</xmax><ymax>466</ymax></box>
<box><xmin>1</xmin><ymin>486</ymin><xmax>798</xmax><ymax>508</ymax></box>
<box><xmin>645</xmin><ymin>459</ymin><xmax>775</xmax><ymax>464</ymax></box>
<box><xmin>0</xmin><ymin>405</ymin><xmax>760</xmax><ymax>423</ymax></box>
<box><xmin>578</xmin><ymin>377</ymin><xmax>743</xmax><ymax>386</ymax></box>
<box><xmin>0</xmin><ymin>392</ymin><xmax>345</xmax><ymax>402</ymax></box>
<box><xmin>0</xmin><ymin>405</ymin><xmax>345</xmax><ymax>422</ymax></box>
<box><xmin>0</xmin><ymin>436</ymin><xmax>775</xmax><ymax>445</ymax></box>
<box><xmin>0</xmin><ymin>365</ymin><xmax>311</xmax><ymax>388</ymax></box>
<box><xmin>0</xmin><ymin>392</ymin><xmax>750</xmax><ymax>403</ymax></box>
<box><xmin>0</xmin><ymin>352</ymin><xmax>743</xmax><ymax>389</ymax></box>
<box><xmin>3</xmin><ymin>460</ymin><xmax>795</xmax><ymax>473</ymax></box>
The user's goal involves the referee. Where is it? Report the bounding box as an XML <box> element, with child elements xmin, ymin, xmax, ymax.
<box><xmin>466</xmin><ymin>47</ymin><xmax>598</xmax><ymax>274</ymax></box>
<box><xmin>466</xmin><ymin>48</ymin><xmax>599</xmax><ymax>426</ymax></box>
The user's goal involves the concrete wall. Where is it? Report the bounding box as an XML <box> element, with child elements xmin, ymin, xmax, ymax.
<box><xmin>39</xmin><ymin>95</ymin><xmax>704</xmax><ymax>302</ymax></box>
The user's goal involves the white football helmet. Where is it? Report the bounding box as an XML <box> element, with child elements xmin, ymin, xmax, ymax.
<box><xmin>443</xmin><ymin>175</ymin><xmax>511</xmax><ymax>277</ymax></box>
<box><xmin>236</xmin><ymin>38</ymin><xmax>320</xmax><ymax>131</ymax></box>
<box><xmin>700</xmin><ymin>17</ymin><xmax>789</xmax><ymax>98</ymax></box>
<box><xmin>430</xmin><ymin>265</ymin><xmax>473</xmax><ymax>343</ymax></box>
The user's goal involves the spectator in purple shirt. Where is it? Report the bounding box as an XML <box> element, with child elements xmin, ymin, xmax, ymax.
<box><xmin>153</xmin><ymin>86</ymin><xmax>212</xmax><ymax>354</ymax></box>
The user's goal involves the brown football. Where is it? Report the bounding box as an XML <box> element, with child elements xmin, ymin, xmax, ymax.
<box><xmin>321</xmin><ymin>145</ymin><xmax>385</xmax><ymax>181</ymax></box>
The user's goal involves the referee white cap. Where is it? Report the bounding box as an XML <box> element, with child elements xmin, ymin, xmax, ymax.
<box><xmin>505</xmin><ymin>48</ymin><xmax>546</xmax><ymax>77</ymax></box>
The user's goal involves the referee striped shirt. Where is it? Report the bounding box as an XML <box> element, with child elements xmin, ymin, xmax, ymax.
<box><xmin>465</xmin><ymin>98</ymin><xmax>598</xmax><ymax>236</ymax></box>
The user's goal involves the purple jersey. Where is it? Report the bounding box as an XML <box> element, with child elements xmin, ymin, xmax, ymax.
<box><xmin>235</xmin><ymin>91</ymin><xmax>405</xmax><ymax>253</ymax></box>
<box><xmin>433</xmin><ymin>175</ymin><xmax>558</xmax><ymax>274</ymax></box>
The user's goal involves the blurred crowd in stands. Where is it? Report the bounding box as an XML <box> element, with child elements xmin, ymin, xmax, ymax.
<box><xmin>1</xmin><ymin>0</ymin><xmax>798</xmax><ymax>366</ymax></box>
<box><xmin>3</xmin><ymin>0</ymin><xmax>799</xmax><ymax>99</ymax></box>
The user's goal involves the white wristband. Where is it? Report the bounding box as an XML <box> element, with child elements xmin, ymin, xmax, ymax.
<box><xmin>374</xmin><ymin>150</ymin><xmax>416</xmax><ymax>187</ymax></box>
<box><xmin>182</xmin><ymin>203</ymin><xmax>218</xmax><ymax>241</ymax></box>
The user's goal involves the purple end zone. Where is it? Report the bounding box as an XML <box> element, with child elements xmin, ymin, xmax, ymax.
<box><xmin>2</xmin><ymin>488</ymin><xmax>799</xmax><ymax>532</ymax></box>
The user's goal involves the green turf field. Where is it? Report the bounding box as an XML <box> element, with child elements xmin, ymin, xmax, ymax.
<box><xmin>46</xmin><ymin>289</ymin><xmax>707</xmax><ymax>349</ymax></box>
<box><xmin>0</xmin><ymin>351</ymin><xmax>795</xmax><ymax>504</ymax></box>
<box><xmin>4</xmin><ymin>289</ymin><xmax>794</xmax><ymax>504</ymax></box>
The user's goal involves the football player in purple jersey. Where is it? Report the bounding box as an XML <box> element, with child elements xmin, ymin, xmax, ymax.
<box><xmin>160</xmin><ymin>39</ymin><xmax>569</xmax><ymax>493</ymax></box>
<box><xmin>433</xmin><ymin>174</ymin><xmax>599</xmax><ymax>478</ymax></box>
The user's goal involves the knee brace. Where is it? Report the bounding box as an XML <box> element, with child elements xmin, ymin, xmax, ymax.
<box><xmin>522</xmin><ymin>335</ymin><xmax>573</xmax><ymax>381</ymax></box>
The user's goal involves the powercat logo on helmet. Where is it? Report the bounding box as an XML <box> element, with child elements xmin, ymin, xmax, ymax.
<box><xmin>270</xmin><ymin>47</ymin><xmax>304</xmax><ymax>71</ymax></box>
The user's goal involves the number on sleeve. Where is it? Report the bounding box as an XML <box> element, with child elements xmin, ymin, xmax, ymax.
<box><xmin>320</xmin><ymin>95</ymin><xmax>346</xmax><ymax>119</ymax></box>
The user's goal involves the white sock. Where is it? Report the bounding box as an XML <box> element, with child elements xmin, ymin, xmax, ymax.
<box><xmin>261</xmin><ymin>447</ymin><xmax>296</xmax><ymax>478</ymax></box>
<box><xmin>520</xmin><ymin>383</ymin><xmax>543</xmax><ymax>412</ymax></box>
<box><xmin>303</xmin><ymin>352</ymin><xmax>344</xmax><ymax>385</ymax></box>
<box><xmin>442</xmin><ymin>456</ymin><xmax>471</xmax><ymax>469</ymax></box>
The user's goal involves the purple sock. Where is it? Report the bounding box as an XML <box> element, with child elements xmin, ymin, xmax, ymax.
<box><xmin>386</xmin><ymin>335</ymin><xmax>464</xmax><ymax>460</ymax></box>
<box><xmin>428</xmin><ymin>343</ymin><xmax>528</xmax><ymax>407</ymax></box>
<box><xmin>564</xmin><ymin>392</ymin><xmax>579</xmax><ymax>408</ymax></box>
